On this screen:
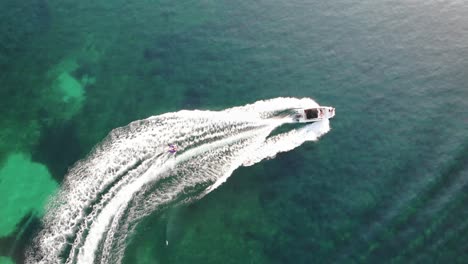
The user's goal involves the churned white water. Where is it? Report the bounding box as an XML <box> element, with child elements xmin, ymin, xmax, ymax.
<box><xmin>27</xmin><ymin>97</ymin><xmax>332</xmax><ymax>264</ymax></box>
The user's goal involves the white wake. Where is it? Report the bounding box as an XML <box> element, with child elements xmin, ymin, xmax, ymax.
<box><xmin>27</xmin><ymin>97</ymin><xmax>332</xmax><ymax>264</ymax></box>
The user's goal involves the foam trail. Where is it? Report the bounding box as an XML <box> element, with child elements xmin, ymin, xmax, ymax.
<box><xmin>242</xmin><ymin>120</ymin><xmax>330</xmax><ymax>167</ymax></box>
<box><xmin>27</xmin><ymin>97</ymin><xmax>332</xmax><ymax>264</ymax></box>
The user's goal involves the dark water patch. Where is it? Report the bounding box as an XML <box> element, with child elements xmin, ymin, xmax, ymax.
<box><xmin>0</xmin><ymin>236</ymin><xmax>14</xmax><ymax>256</ymax></box>
<box><xmin>182</xmin><ymin>86</ymin><xmax>208</xmax><ymax>109</ymax></box>
<box><xmin>143</xmin><ymin>47</ymin><xmax>165</xmax><ymax>61</ymax></box>
<box><xmin>141</xmin><ymin>33</ymin><xmax>195</xmax><ymax>79</ymax></box>
<box><xmin>0</xmin><ymin>212</ymin><xmax>42</xmax><ymax>264</ymax></box>
<box><xmin>428</xmin><ymin>215</ymin><xmax>468</xmax><ymax>263</ymax></box>
<box><xmin>0</xmin><ymin>0</ymin><xmax>50</xmax><ymax>60</ymax></box>
<box><xmin>258</xmin><ymin>155</ymin><xmax>348</xmax><ymax>263</ymax></box>
<box><xmin>258</xmin><ymin>189</ymin><xmax>278</xmax><ymax>207</ymax></box>
<box><xmin>328</xmin><ymin>128</ymin><xmax>464</xmax><ymax>261</ymax></box>
<box><xmin>122</xmin><ymin>199</ymin><xmax>206</xmax><ymax>264</ymax></box>
<box><xmin>388</xmin><ymin>170</ymin><xmax>468</xmax><ymax>262</ymax></box>
<box><xmin>419</xmin><ymin>142</ymin><xmax>468</xmax><ymax>202</ymax></box>
<box><xmin>264</xmin><ymin>232</ymin><xmax>321</xmax><ymax>264</ymax></box>
<box><xmin>71</xmin><ymin>61</ymin><xmax>97</xmax><ymax>81</ymax></box>
<box><xmin>243</xmin><ymin>230</ymin><xmax>262</xmax><ymax>242</ymax></box>
<box><xmin>389</xmin><ymin>189</ymin><xmax>468</xmax><ymax>263</ymax></box>
<box><xmin>122</xmin><ymin>212</ymin><xmax>168</xmax><ymax>264</ymax></box>
<box><xmin>31</xmin><ymin>120</ymin><xmax>84</xmax><ymax>183</ymax></box>
<box><xmin>339</xmin><ymin>142</ymin><xmax>468</xmax><ymax>263</ymax></box>
<box><xmin>390</xmin><ymin>143</ymin><xmax>467</xmax><ymax>228</ymax></box>
<box><xmin>138</xmin><ymin>26</ymin><xmax>262</xmax><ymax>107</ymax></box>
<box><xmin>275</xmin><ymin>151</ymin><xmax>306</xmax><ymax>175</ymax></box>
<box><xmin>33</xmin><ymin>0</ymin><xmax>51</xmax><ymax>33</ymax></box>
<box><xmin>145</xmin><ymin>33</ymin><xmax>186</xmax><ymax>58</ymax></box>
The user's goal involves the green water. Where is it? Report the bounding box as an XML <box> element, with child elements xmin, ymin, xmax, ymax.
<box><xmin>1</xmin><ymin>0</ymin><xmax>467</xmax><ymax>263</ymax></box>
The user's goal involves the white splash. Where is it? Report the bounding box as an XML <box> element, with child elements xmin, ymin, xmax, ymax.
<box><xmin>27</xmin><ymin>97</ymin><xmax>333</xmax><ymax>264</ymax></box>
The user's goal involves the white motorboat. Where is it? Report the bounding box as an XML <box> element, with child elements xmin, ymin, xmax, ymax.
<box><xmin>292</xmin><ymin>106</ymin><xmax>335</xmax><ymax>123</ymax></box>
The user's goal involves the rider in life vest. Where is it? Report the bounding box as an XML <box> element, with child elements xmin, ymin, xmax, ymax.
<box><xmin>168</xmin><ymin>144</ymin><xmax>177</xmax><ymax>154</ymax></box>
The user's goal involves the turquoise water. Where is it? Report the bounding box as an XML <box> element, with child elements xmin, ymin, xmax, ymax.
<box><xmin>1</xmin><ymin>0</ymin><xmax>467</xmax><ymax>263</ymax></box>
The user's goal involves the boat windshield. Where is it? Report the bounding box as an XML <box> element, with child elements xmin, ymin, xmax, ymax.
<box><xmin>305</xmin><ymin>109</ymin><xmax>318</xmax><ymax>119</ymax></box>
